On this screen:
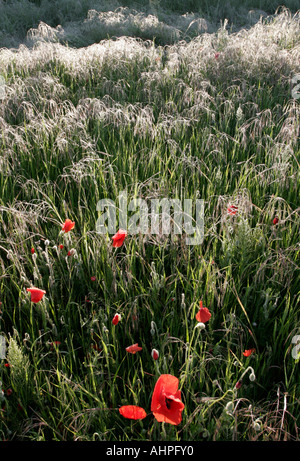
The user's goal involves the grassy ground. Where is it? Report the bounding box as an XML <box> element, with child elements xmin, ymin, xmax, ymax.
<box><xmin>0</xmin><ymin>1</ymin><xmax>299</xmax><ymax>441</ymax></box>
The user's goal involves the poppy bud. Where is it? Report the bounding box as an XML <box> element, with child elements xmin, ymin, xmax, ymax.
<box><xmin>225</xmin><ymin>401</ymin><xmax>234</xmax><ymax>414</ymax></box>
<box><xmin>151</xmin><ymin>349</ymin><xmax>159</xmax><ymax>360</ymax></box>
<box><xmin>31</xmin><ymin>248</ymin><xmax>35</xmax><ymax>254</ymax></box>
<box><xmin>112</xmin><ymin>313</ymin><xmax>121</xmax><ymax>325</ymax></box>
<box><xmin>249</xmin><ymin>372</ymin><xmax>256</xmax><ymax>382</ymax></box>
<box><xmin>273</xmin><ymin>217</ymin><xmax>279</xmax><ymax>225</ymax></box>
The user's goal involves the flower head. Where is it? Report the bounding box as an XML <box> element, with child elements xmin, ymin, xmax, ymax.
<box><xmin>119</xmin><ymin>405</ymin><xmax>147</xmax><ymax>420</ymax></box>
<box><xmin>126</xmin><ymin>343</ymin><xmax>142</xmax><ymax>354</ymax></box>
<box><xmin>62</xmin><ymin>219</ymin><xmax>75</xmax><ymax>233</ymax></box>
<box><xmin>273</xmin><ymin>217</ymin><xmax>279</xmax><ymax>225</ymax></box>
<box><xmin>112</xmin><ymin>313</ymin><xmax>121</xmax><ymax>325</ymax></box>
<box><xmin>151</xmin><ymin>349</ymin><xmax>159</xmax><ymax>360</ymax></box>
<box><xmin>243</xmin><ymin>348</ymin><xmax>255</xmax><ymax>357</ymax></box>
<box><xmin>112</xmin><ymin>229</ymin><xmax>127</xmax><ymax>248</ymax></box>
<box><xmin>151</xmin><ymin>374</ymin><xmax>185</xmax><ymax>425</ymax></box>
<box><xmin>195</xmin><ymin>301</ymin><xmax>211</xmax><ymax>323</ymax></box>
<box><xmin>26</xmin><ymin>287</ymin><xmax>46</xmax><ymax>303</ymax></box>
<box><xmin>31</xmin><ymin>248</ymin><xmax>35</xmax><ymax>254</ymax></box>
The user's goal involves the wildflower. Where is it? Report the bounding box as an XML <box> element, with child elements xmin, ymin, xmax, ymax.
<box><xmin>151</xmin><ymin>349</ymin><xmax>159</xmax><ymax>360</ymax></box>
<box><xmin>151</xmin><ymin>374</ymin><xmax>185</xmax><ymax>425</ymax></box>
<box><xmin>112</xmin><ymin>229</ymin><xmax>127</xmax><ymax>248</ymax></box>
<box><xmin>44</xmin><ymin>240</ymin><xmax>50</xmax><ymax>246</ymax></box>
<box><xmin>227</xmin><ymin>204</ymin><xmax>238</xmax><ymax>215</ymax></box>
<box><xmin>215</xmin><ymin>52</ymin><xmax>220</xmax><ymax>59</ymax></box>
<box><xmin>67</xmin><ymin>248</ymin><xmax>76</xmax><ymax>257</ymax></box>
<box><xmin>62</xmin><ymin>219</ymin><xmax>75</xmax><ymax>233</ymax></box>
<box><xmin>50</xmin><ymin>341</ymin><xmax>61</xmax><ymax>350</ymax></box>
<box><xmin>59</xmin><ymin>244</ymin><xmax>64</xmax><ymax>250</ymax></box>
<box><xmin>119</xmin><ymin>405</ymin><xmax>147</xmax><ymax>420</ymax></box>
<box><xmin>6</xmin><ymin>389</ymin><xmax>12</xmax><ymax>396</ymax></box>
<box><xmin>91</xmin><ymin>276</ymin><xmax>96</xmax><ymax>282</ymax></box>
<box><xmin>194</xmin><ymin>322</ymin><xmax>205</xmax><ymax>330</ymax></box>
<box><xmin>273</xmin><ymin>217</ymin><xmax>279</xmax><ymax>225</ymax></box>
<box><xmin>195</xmin><ymin>301</ymin><xmax>211</xmax><ymax>323</ymax></box>
<box><xmin>4</xmin><ymin>364</ymin><xmax>10</xmax><ymax>368</ymax></box>
<box><xmin>126</xmin><ymin>343</ymin><xmax>142</xmax><ymax>354</ymax></box>
<box><xmin>112</xmin><ymin>313</ymin><xmax>121</xmax><ymax>325</ymax></box>
<box><xmin>243</xmin><ymin>348</ymin><xmax>255</xmax><ymax>357</ymax></box>
<box><xmin>26</xmin><ymin>287</ymin><xmax>46</xmax><ymax>303</ymax></box>
<box><xmin>235</xmin><ymin>380</ymin><xmax>242</xmax><ymax>389</ymax></box>
<box><xmin>31</xmin><ymin>248</ymin><xmax>35</xmax><ymax>254</ymax></box>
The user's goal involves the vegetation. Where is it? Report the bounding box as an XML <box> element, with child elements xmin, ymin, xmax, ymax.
<box><xmin>0</xmin><ymin>0</ymin><xmax>299</xmax><ymax>441</ymax></box>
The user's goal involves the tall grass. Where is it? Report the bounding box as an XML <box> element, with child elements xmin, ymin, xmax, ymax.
<box><xmin>0</xmin><ymin>2</ymin><xmax>299</xmax><ymax>441</ymax></box>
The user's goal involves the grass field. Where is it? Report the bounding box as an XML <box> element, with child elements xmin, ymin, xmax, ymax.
<box><xmin>0</xmin><ymin>0</ymin><xmax>299</xmax><ymax>441</ymax></box>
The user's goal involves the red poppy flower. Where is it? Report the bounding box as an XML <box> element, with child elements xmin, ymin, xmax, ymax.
<box><xmin>26</xmin><ymin>287</ymin><xmax>46</xmax><ymax>303</ymax></box>
<box><xmin>112</xmin><ymin>229</ymin><xmax>127</xmax><ymax>248</ymax></box>
<box><xmin>151</xmin><ymin>374</ymin><xmax>185</xmax><ymax>425</ymax></box>
<box><xmin>152</xmin><ymin>349</ymin><xmax>159</xmax><ymax>360</ymax></box>
<box><xmin>112</xmin><ymin>313</ymin><xmax>121</xmax><ymax>325</ymax></box>
<box><xmin>62</xmin><ymin>219</ymin><xmax>75</xmax><ymax>233</ymax></box>
<box><xmin>195</xmin><ymin>301</ymin><xmax>211</xmax><ymax>323</ymax></box>
<box><xmin>126</xmin><ymin>343</ymin><xmax>142</xmax><ymax>354</ymax></box>
<box><xmin>91</xmin><ymin>276</ymin><xmax>96</xmax><ymax>282</ymax></box>
<box><xmin>243</xmin><ymin>348</ymin><xmax>255</xmax><ymax>357</ymax></box>
<box><xmin>215</xmin><ymin>52</ymin><xmax>220</xmax><ymax>59</ymax></box>
<box><xmin>119</xmin><ymin>405</ymin><xmax>147</xmax><ymax>420</ymax></box>
<box><xmin>50</xmin><ymin>341</ymin><xmax>61</xmax><ymax>350</ymax></box>
<box><xmin>4</xmin><ymin>363</ymin><xmax>10</xmax><ymax>368</ymax></box>
<box><xmin>227</xmin><ymin>204</ymin><xmax>238</xmax><ymax>215</ymax></box>
<box><xmin>273</xmin><ymin>217</ymin><xmax>279</xmax><ymax>225</ymax></box>
<box><xmin>59</xmin><ymin>244</ymin><xmax>64</xmax><ymax>250</ymax></box>
<box><xmin>31</xmin><ymin>248</ymin><xmax>35</xmax><ymax>254</ymax></box>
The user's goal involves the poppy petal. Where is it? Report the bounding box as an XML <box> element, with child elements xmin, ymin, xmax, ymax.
<box><xmin>195</xmin><ymin>307</ymin><xmax>211</xmax><ymax>323</ymax></box>
<box><xmin>119</xmin><ymin>405</ymin><xmax>147</xmax><ymax>420</ymax></box>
